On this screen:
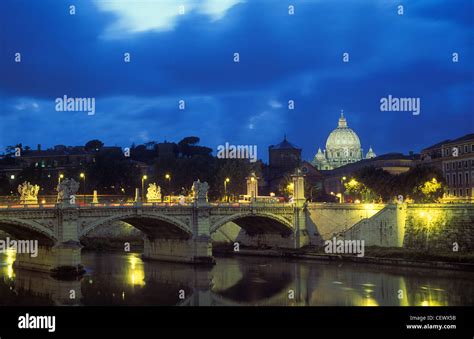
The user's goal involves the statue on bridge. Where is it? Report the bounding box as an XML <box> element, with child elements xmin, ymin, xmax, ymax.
<box><xmin>18</xmin><ymin>181</ymin><xmax>40</xmax><ymax>204</ymax></box>
<box><xmin>192</xmin><ymin>180</ymin><xmax>209</xmax><ymax>206</ymax></box>
<box><xmin>146</xmin><ymin>183</ymin><xmax>162</xmax><ymax>203</ymax></box>
<box><xmin>56</xmin><ymin>178</ymin><xmax>80</xmax><ymax>206</ymax></box>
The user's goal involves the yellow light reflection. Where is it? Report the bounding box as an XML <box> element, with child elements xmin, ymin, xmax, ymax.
<box><xmin>361</xmin><ymin>295</ymin><xmax>379</xmax><ymax>307</ymax></box>
<box><xmin>127</xmin><ymin>254</ymin><xmax>145</xmax><ymax>287</ymax></box>
<box><xmin>415</xmin><ymin>285</ymin><xmax>447</xmax><ymax>306</ymax></box>
<box><xmin>3</xmin><ymin>248</ymin><xmax>16</xmax><ymax>279</ymax></box>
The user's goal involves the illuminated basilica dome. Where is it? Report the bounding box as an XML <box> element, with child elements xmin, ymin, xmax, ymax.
<box><xmin>312</xmin><ymin>111</ymin><xmax>375</xmax><ymax>170</ymax></box>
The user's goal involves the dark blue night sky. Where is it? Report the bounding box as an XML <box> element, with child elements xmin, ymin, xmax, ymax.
<box><xmin>0</xmin><ymin>0</ymin><xmax>472</xmax><ymax>161</ymax></box>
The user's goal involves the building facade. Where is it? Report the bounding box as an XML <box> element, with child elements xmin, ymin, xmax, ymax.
<box><xmin>265</xmin><ymin>136</ymin><xmax>303</xmax><ymax>194</ymax></box>
<box><xmin>422</xmin><ymin>134</ymin><xmax>474</xmax><ymax>201</ymax></box>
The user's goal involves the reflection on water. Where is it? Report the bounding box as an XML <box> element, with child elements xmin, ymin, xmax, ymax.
<box><xmin>0</xmin><ymin>251</ymin><xmax>473</xmax><ymax>306</ymax></box>
<box><xmin>2</xmin><ymin>248</ymin><xmax>15</xmax><ymax>280</ymax></box>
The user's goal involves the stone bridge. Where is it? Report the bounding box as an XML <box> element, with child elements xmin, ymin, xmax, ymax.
<box><xmin>0</xmin><ymin>203</ymin><xmax>308</xmax><ymax>273</ymax></box>
<box><xmin>0</xmin><ymin>173</ymin><xmax>309</xmax><ymax>274</ymax></box>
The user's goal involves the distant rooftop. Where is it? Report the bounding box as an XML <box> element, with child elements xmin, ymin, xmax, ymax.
<box><xmin>422</xmin><ymin>133</ymin><xmax>474</xmax><ymax>151</ymax></box>
<box><xmin>321</xmin><ymin>152</ymin><xmax>419</xmax><ymax>175</ymax></box>
<box><xmin>269</xmin><ymin>136</ymin><xmax>301</xmax><ymax>150</ymax></box>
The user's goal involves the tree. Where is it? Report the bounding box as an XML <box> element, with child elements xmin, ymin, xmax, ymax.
<box><xmin>414</xmin><ymin>178</ymin><xmax>444</xmax><ymax>202</ymax></box>
<box><xmin>277</xmin><ymin>174</ymin><xmax>294</xmax><ymax>198</ymax></box>
<box><xmin>353</xmin><ymin>166</ymin><xmax>394</xmax><ymax>201</ymax></box>
<box><xmin>177</xmin><ymin>137</ymin><xmax>212</xmax><ymax>158</ymax></box>
<box><xmin>351</xmin><ymin>165</ymin><xmax>445</xmax><ymax>203</ymax></box>
<box><xmin>344</xmin><ymin>178</ymin><xmax>375</xmax><ymax>202</ymax></box>
<box><xmin>213</xmin><ymin>159</ymin><xmax>257</xmax><ymax>201</ymax></box>
<box><xmin>85</xmin><ymin>149</ymin><xmax>141</xmax><ymax>195</ymax></box>
<box><xmin>85</xmin><ymin>140</ymin><xmax>104</xmax><ymax>152</ymax></box>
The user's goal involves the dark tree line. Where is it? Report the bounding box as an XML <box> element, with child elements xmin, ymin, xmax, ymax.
<box><xmin>1</xmin><ymin>137</ymin><xmax>261</xmax><ymax>200</ymax></box>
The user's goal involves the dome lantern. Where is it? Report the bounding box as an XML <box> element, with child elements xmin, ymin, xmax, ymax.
<box><xmin>338</xmin><ymin>110</ymin><xmax>348</xmax><ymax>128</ymax></box>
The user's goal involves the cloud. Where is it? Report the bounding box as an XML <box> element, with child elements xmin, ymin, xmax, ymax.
<box><xmin>268</xmin><ymin>100</ymin><xmax>282</xmax><ymax>109</ymax></box>
<box><xmin>0</xmin><ymin>0</ymin><xmax>472</xmax><ymax>161</ymax></box>
<box><xmin>94</xmin><ymin>0</ymin><xmax>243</xmax><ymax>38</ymax></box>
<box><xmin>12</xmin><ymin>99</ymin><xmax>40</xmax><ymax>112</ymax></box>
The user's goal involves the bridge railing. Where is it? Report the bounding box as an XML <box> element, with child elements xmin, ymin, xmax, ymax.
<box><xmin>210</xmin><ymin>202</ymin><xmax>295</xmax><ymax>208</ymax></box>
<box><xmin>0</xmin><ymin>202</ymin><xmax>197</xmax><ymax>210</ymax></box>
<box><xmin>0</xmin><ymin>195</ymin><xmax>295</xmax><ymax>210</ymax></box>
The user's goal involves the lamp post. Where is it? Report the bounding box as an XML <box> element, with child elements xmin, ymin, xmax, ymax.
<box><xmin>80</xmin><ymin>173</ymin><xmax>86</xmax><ymax>205</ymax></box>
<box><xmin>165</xmin><ymin>173</ymin><xmax>171</xmax><ymax>202</ymax></box>
<box><xmin>224</xmin><ymin>177</ymin><xmax>230</xmax><ymax>202</ymax></box>
<box><xmin>340</xmin><ymin>176</ymin><xmax>347</xmax><ymax>203</ymax></box>
<box><xmin>141</xmin><ymin>175</ymin><xmax>148</xmax><ymax>201</ymax></box>
<box><xmin>9</xmin><ymin>175</ymin><xmax>15</xmax><ymax>197</ymax></box>
<box><xmin>58</xmin><ymin>173</ymin><xmax>64</xmax><ymax>185</ymax></box>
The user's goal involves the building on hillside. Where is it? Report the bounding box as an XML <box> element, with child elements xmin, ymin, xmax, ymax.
<box><xmin>421</xmin><ymin>133</ymin><xmax>474</xmax><ymax>201</ymax></box>
<box><xmin>322</xmin><ymin>152</ymin><xmax>418</xmax><ymax>199</ymax></box>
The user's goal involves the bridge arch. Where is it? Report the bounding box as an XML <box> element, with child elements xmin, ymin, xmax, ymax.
<box><xmin>210</xmin><ymin>212</ymin><xmax>293</xmax><ymax>237</ymax></box>
<box><xmin>80</xmin><ymin>213</ymin><xmax>192</xmax><ymax>240</ymax></box>
<box><xmin>0</xmin><ymin>217</ymin><xmax>57</xmax><ymax>245</ymax></box>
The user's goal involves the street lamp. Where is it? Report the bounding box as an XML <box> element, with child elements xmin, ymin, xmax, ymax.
<box><xmin>224</xmin><ymin>177</ymin><xmax>230</xmax><ymax>202</ymax></box>
<box><xmin>165</xmin><ymin>174</ymin><xmax>171</xmax><ymax>202</ymax></box>
<box><xmin>141</xmin><ymin>175</ymin><xmax>148</xmax><ymax>201</ymax></box>
<box><xmin>80</xmin><ymin>173</ymin><xmax>86</xmax><ymax>204</ymax></box>
<box><xmin>340</xmin><ymin>176</ymin><xmax>347</xmax><ymax>203</ymax></box>
<box><xmin>58</xmin><ymin>173</ymin><xmax>64</xmax><ymax>185</ymax></box>
<box><xmin>9</xmin><ymin>175</ymin><xmax>15</xmax><ymax>196</ymax></box>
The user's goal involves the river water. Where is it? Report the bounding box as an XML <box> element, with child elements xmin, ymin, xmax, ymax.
<box><xmin>0</xmin><ymin>251</ymin><xmax>473</xmax><ymax>306</ymax></box>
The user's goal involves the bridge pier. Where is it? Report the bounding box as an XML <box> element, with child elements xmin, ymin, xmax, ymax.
<box><xmin>293</xmin><ymin>207</ymin><xmax>310</xmax><ymax>248</ymax></box>
<box><xmin>143</xmin><ymin>237</ymin><xmax>212</xmax><ymax>264</ymax></box>
<box><xmin>13</xmin><ymin>242</ymin><xmax>83</xmax><ymax>276</ymax></box>
<box><xmin>292</xmin><ymin>170</ymin><xmax>310</xmax><ymax>248</ymax></box>
<box><xmin>13</xmin><ymin>205</ymin><xmax>84</xmax><ymax>276</ymax></box>
<box><xmin>142</xmin><ymin>204</ymin><xmax>214</xmax><ymax>265</ymax></box>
